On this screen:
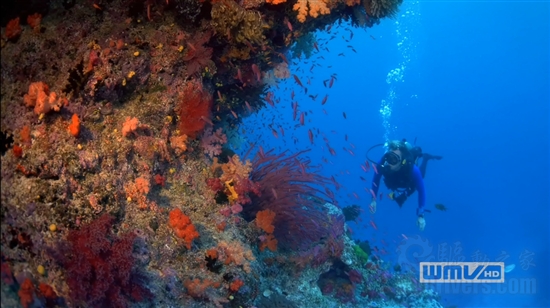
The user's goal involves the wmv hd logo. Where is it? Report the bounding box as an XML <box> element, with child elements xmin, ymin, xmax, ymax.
<box><xmin>420</xmin><ymin>262</ymin><xmax>505</xmax><ymax>283</ymax></box>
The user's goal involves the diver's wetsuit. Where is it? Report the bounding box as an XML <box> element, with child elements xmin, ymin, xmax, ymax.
<box><xmin>371</xmin><ymin>157</ymin><xmax>426</xmax><ymax>216</ymax></box>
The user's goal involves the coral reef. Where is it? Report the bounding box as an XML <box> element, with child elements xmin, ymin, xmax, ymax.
<box><xmin>0</xmin><ymin>0</ymin><xmax>445</xmax><ymax>306</ymax></box>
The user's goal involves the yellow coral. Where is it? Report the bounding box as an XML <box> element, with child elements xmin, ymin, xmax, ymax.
<box><xmin>225</xmin><ymin>180</ymin><xmax>239</xmax><ymax>203</ymax></box>
<box><xmin>293</xmin><ymin>0</ymin><xmax>331</xmax><ymax>23</ymax></box>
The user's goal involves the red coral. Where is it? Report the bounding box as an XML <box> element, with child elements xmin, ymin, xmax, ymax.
<box><xmin>183</xmin><ymin>31</ymin><xmax>213</xmax><ymax>76</ymax></box>
<box><xmin>206</xmin><ymin>177</ymin><xmax>223</xmax><ymax>192</ymax></box>
<box><xmin>38</xmin><ymin>283</ymin><xmax>58</xmax><ymax>307</ymax></box>
<box><xmin>168</xmin><ymin>208</ymin><xmax>199</xmax><ymax>249</ymax></box>
<box><xmin>60</xmin><ymin>214</ymin><xmax>152</xmax><ymax>307</ymax></box>
<box><xmin>246</xmin><ymin>148</ymin><xmax>334</xmax><ymax>250</ymax></box>
<box><xmin>177</xmin><ymin>80</ymin><xmax>213</xmax><ymax>139</ymax></box>
<box><xmin>18</xmin><ymin>278</ymin><xmax>35</xmax><ymax>308</ymax></box>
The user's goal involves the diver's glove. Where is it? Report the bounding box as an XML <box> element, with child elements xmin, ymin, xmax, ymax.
<box><xmin>369</xmin><ymin>199</ymin><xmax>377</xmax><ymax>214</ymax></box>
<box><xmin>417</xmin><ymin>216</ymin><xmax>426</xmax><ymax>231</ymax></box>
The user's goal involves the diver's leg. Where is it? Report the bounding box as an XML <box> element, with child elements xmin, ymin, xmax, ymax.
<box><xmin>419</xmin><ymin>153</ymin><xmax>442</xmax><ymax>178</ymax></box>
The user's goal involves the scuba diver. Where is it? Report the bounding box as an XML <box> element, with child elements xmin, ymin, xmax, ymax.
<box><xmin>367</xmin><ymin>139</ymin><xmax>442</xmax><ymax>231</ymax></box>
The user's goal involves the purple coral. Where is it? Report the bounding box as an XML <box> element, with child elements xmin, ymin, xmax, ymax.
<box><xmin>200</xmin><ymin>127</ymin><xmax>227</xmax><ymax>158</ymax></box>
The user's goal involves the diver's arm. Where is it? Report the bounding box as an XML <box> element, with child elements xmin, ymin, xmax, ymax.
<box><xmin>412</xmin><ymin>165</ymin><xmax>426</xmax><ymax>216</ymax></box>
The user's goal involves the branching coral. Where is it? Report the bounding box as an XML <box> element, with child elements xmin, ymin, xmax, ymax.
<box><xmin>245</xmin><ymin>149</ymin><xmax>335</xmax><ymax>250</ymax></box>
<box><xmin>362</xmin><ymin>0</ymin><xmax>403</xmax><ymax>19</ymax></box>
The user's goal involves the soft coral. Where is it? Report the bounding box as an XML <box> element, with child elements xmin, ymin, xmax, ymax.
<box><xmin>58</xmin><ymin>214</ymin><xmax>152</xmax><ymax>307</ymax></box>
<box><xmin>177</xmin><ymin>80</ymin><xmax>213</xmax><ymax>139</ymax></box>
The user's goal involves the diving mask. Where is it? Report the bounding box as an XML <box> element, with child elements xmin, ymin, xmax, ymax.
<box><xmin>384</xmin><ymin>152</ymin><xmax>401</xmax><ymax>166</ymax></box>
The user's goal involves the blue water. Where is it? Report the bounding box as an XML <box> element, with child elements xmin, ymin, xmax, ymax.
<box><xmin>237</xmin><ymin>1</ymin><xmax>549</xmax><ymax>307</ymax></box>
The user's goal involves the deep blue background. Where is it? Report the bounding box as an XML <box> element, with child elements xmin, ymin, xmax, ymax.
<box><xmin>238</xmin><ymin>1</ymin><xmax>549</xmax><ymax>307</ymax></box>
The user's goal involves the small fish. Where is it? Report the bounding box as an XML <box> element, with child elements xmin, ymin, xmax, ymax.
<box><xmin>370</xmin><ymin>220</ymin><xmax>378</xmax><ymax>230</ymax></box>
<box><xmin>308</xmin><ymin>129</ymin><xmax>314</xmax><ymax>144</ymax></box>
<box><xmin>321</xmin><ymin>95</ymin><xmax>328</xmax><ymax>105</ymax></box>
<box><xmin>329</xmin><ymin>77</ymin><xmax>335</xmax><ymax>88</ymax></box>
<box><xmin>271</xmin><ymin>128</ymin><xmax>279</xmax><ymax>138</ymax></box>
<box><xmin>434</xmin><ymin>204</ymin><xmax>447</xmax><ymax>211</ymax></box>
<box><xmin>293</xmin><ymin>74</ymin><xmax>303</xmax><ymax>87</ymax></box>
<box><xmin>401</xmin><ymin>234</ymin><xmax>408</xmax><ymax>240</ymax></box>
<box><xmin>251</xmin><ymin>64</ymin><xmax>261</xmax><ymax>82</ymax></box>
<box><xmin>279</xmin><ymin>126</ymin><xmax>285</xmax><ymax>136</ymax></box>
<box><xmin>284</xmin><ymin>17</ymin><xmax>293</xmax><ymax>31</ymax></box>
<box><xmin>370</xmin><ymin>35</ymin><xmax>376</xmax><ymax>40</ymax></box>
<box><xmin>343</xmin><ymin>112</ymin><xmax>347</xmax><ymax>119</ymax></box>
<box><xmin>229</xmin><ymin>109</ymin><xmax>238</xmax><ymax>119</ymax></box>
<box><xmin>200</xmin><ymin>116</ymin><xmax>213</xmax><ymax>126</ymax></box>
<box><xmin>271</xmin><ymin>188</ymin><xmax>278</xmax><ymax>199</ymax></box>
<box><xmin>300</xmin><ymin>112</ymin><xmax>305</xmax><ymax>125</ymax></box>
<box><xmin>244</xmin><ymin>100</ymin><xmax>252</xmax><ymax>112</ymax></box>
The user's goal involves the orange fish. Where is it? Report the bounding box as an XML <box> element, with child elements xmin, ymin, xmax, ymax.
<box><xmin>300</xmin><ymin>112</ymin><xmax>305</xmax><ymax>125</ymax></box>
<box><xmin>271</xmin><ymin>128</ymin><xmax>279</xmax><ymax>138</ymax></box>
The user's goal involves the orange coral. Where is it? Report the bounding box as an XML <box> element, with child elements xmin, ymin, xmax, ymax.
<box><xmin>23</xmin><ymin>82</ymin><xmax>65</xmax><ymax>115</ymax></box>
<box><xmin>13</xmin><ymin>145</ymin><xmax>23</xmax><ymax>158</ymax></box>
<box><xmin>216</xmin><ymin>241</ymin><xmax>255</xmax><ymax>273</ymax></box>
<box><xmin>256</xmin><ymin>209</ymin><xmax>278</xmax><ymax>252</ymax></box>
<box><xmin>220</xmin><ymin>155</ymin><xmax>252</xmax><ymax>184</ymax></box>
<box><xmin>293</xmin><ymin>0</ymin><xmax>330</xmax><ymax>23</ymax></box>
<box><xmin>122</xmin><ymin>117</ymin><xmax>140</xmax><ymax>137</ymax></box>
<box><xmin>20</xmin><ymin>125</ymin><xmax>31</xmax><ymax>144</ymax></box>
<box><xmin>5</xmin><ymin>17</ymin><xmax>22</xmax><ymax>40</ymax></box>
<box><xmin>68</xmin><ymin>114</ymin><xmax>80</xmax><ymax>137</ymax></box>
<box><xmin>255</xmin><ymin>209</ymin><xmax>275</xmax><ymax>234</ymax></box>
<box><xmin>184</xmin><ymin>278</ymin><xmax>214</xmax><ymax>298</ymax></box>
<box><xmin>26</xmin><ymin>13</ymin><xmax>42</xmax><ymax>33</ymax></box>
<box><xmin>169</xmin><ymin>208</ymin><xmax>199</xmax><ymax>249</ymax></box>
<box><xmin>259</xmin><ymin>234</ymin><xmax>278</xmax><ymax>252</ymax></box>
<box><xmin>125</xmin><ymin>176</ymin><xmax>151</xmax><ymax>209</ymax></box>
<box><xmin>229</xmin><ymin>279</ymin><xmax>244</xmax><ymax>292</ymax></box>
<box><xmin>169</xmin><ymin>134</ymin><xmax>188</xmax><ymax>156</ymax></box>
